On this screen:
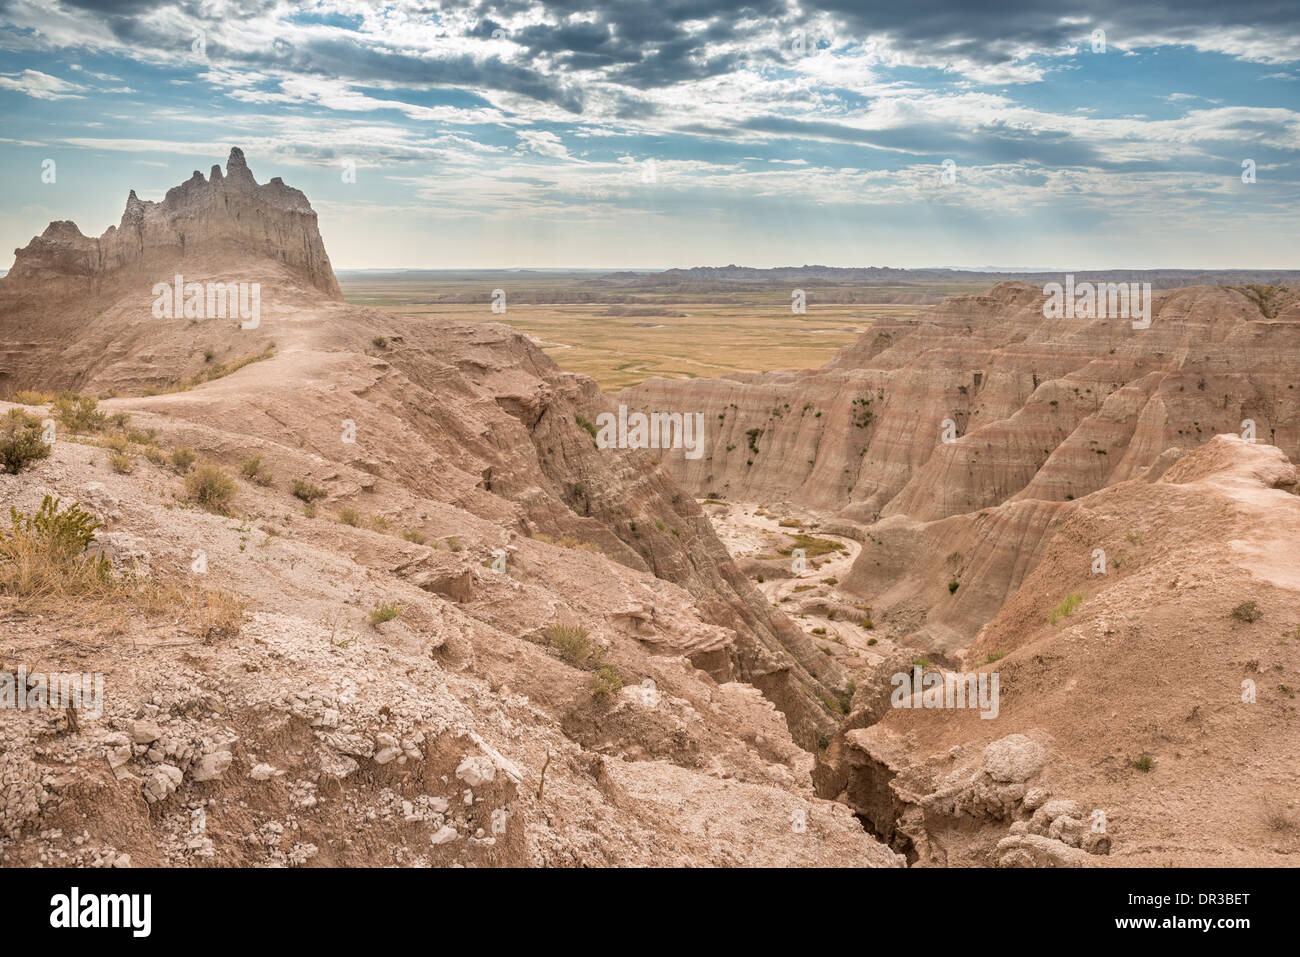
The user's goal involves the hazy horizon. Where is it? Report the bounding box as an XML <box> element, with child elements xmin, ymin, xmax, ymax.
<box><xmin>2</xmin><ymin>1</ymin><xmax>1298</xmax><ymax>271</ymax></box>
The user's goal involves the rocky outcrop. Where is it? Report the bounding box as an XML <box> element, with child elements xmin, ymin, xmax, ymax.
<box><xmin>1</xmin><ymin>148</ymin><xmax>339</xmax><ymax>303</ymax></box>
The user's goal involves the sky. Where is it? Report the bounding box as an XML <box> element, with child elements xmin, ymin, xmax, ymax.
<box><xmin>0</xmin><ymin>0</ymin><xmax>1297</xmax><ymax>270</ymax></box>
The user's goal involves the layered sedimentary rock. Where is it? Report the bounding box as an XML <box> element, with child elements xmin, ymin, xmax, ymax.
<box><xmin>1</xmin><ymin>147</ymin><xmax>339</xmax><ymax>303</ymax></box>
<box><xmin>620</xmin><ymin>282</ymin><xmax>1300</xmax><ymax>651</ymax></box>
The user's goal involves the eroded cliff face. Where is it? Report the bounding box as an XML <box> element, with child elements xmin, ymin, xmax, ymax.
<box><xmin>0</xmin><ymin>152</ymin><xmax>889</xmax><ymax>868</ymax></box>
<box><xmin>621</xmin><ymin>282</ymin><xmax>1300</xmax><ymax>520</ymax></box>
<box><xmin>619</xmin><ymin>282</ymin><xmax>1300</xmax><ymax>652</ymax></box>
<box><xmin>1</xmin><ymin>147</ymin><xmax>339</xmax><ymax>305</ymax></box>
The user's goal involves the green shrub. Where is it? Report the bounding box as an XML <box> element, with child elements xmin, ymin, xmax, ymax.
<box><xmin>0</xmin><ymin>409</ymin><xmax>51</xmax><ymax>474</ymax></box>
<box><xmin>401</xmin><ymin>529</ymin><xmax>426</xmax><ymax>544</ymax></box>
<box><xmin>948</xmin><ymin>579</ymin><xmax>960</xmax><ymax>594</ymax></box>
<box><xmin>185</xmin><ymin>464</ymin><xmax>237</xmax><ymax>514</ymax></box>
<box><xmin>0</xmin><ymin>495</ymin><xmax>107</xmax><ymax>600</ymax></box>
<box><xmin>368</xmin><ymin>602</ymin><xmax>401</xmax><ymax>627</ymax></box>
<box><xmin>240</xmin><ymin>455</ymin><xmax>274</xmax><ymax>486</ymax></box>
<box><xmin>1231</xmin><ymin>600</ymin><xmax>1263</xmax><ymax>623</ymax></box>
<box><xmin>1131</xmin><ymin>755</ymin><xmax>1154</xmax><ymax>773</ymax></box>
<box><xmin>339</xmin><ymin>508</ymin><xmax>360</xmax><ymax>526</ymax></box>
<box><xmin>592</xmin><ymin>665</ymin><xmax>623</xmax><ymax>699</ymax></box>
<box><xmin>11</xmin><ymin>390</ymin><xmax>50</xmax><ymax>406</ymax></box>
<box><xmin>170</xmin><ymin>446</ymin><xmax>197</xmax><ymax>473</ymax></box>
<box><xmin>52</xmin><ymin>394</ymin><xmax>106</xmax><ymax>433</ymax></box>
<box><xmin>292</xmin><ymin>478</ymin><xmax>326</xmax><ymax>503</ymax></box>
<box><xmin>545</xmin><ymin>623</ymin><xmax>599</xmax><ymax>667</ymax></box>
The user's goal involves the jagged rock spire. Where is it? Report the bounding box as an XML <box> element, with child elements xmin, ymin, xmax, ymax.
<box><xmin>225</xmin><ymin>146</ymin><xmax>256</xmax><ymax>187</ymax></box>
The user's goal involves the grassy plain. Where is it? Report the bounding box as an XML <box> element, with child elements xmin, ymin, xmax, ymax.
<box><xmin>339</xmin><ymin>272</ymin><xmax>988</xmax><ymax>391</ymax></box>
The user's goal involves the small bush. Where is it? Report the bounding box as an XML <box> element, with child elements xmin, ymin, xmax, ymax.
<box><xmin>368</xmin><ymin>602</ymin><xmax>401</xmax><ymax>628</ymax></box>
<box><xmin>52</xmin><ymin>394</ymin><xmax>106</xmax><ymax>433</ymax></box>
<box><xmin>240</xmin><ymin>455</ymin><xmax>274</xmax><ymax>486</ymax></box>
<box><xmin>185</xmin><ymin>464</ymin><xmax>237</xmax><ymax>514</ymax></box>
<box><xmin>545</xmin><ymin>623</ymin><xmax>600</xmax><ymax>667</ymax></box>
<box><xmin>107</xmin><ymin>449</ymin><xmax>133</xmax><ymax>474</ymax></box>
<box><xmin>11</xmin><ymin>390</ymin><xmax>50</xmax><ymax>405</ymax></box>
<box><xmin>592</xmin><ymin>665</ymin><xmax>623</xmax><ymax>699</ymax></box>
<box><xmin>1</xmin><ymin>409</ymin><xmax>51</xmax><ymax>474</ymax></box>
<box><xmin>292</xmin><ymin>478</ymin><xmax>326</xmax><ymax>503</ymax></box>
<box><xmin>1231</xmin><ymin>600</ymin><xmax>1263</xmax><ymax>623</ymax></box>
<box><xmin>574</xmin><ymin>414</ymin><xmax>599</xmax><ymax>439</ymax></box>
<box><xmin>0</xmin><ymin>495</ymin><xmax>107</xmax><ymax>601</ymax></box>
<box><xmin>1049</xmin><ymin>592</ymin><xmax>1085</xmax><ymax>625</ymax></box>
<box><xmin>338</xmin><ymin>508</ymin><xmax>360</xmax><ymax>526</ymax></box>
<box><xmin>372</xmin><ymin>336</ymin><xmax>389</xmax><ymax>349</ymax></box>
<box><xmin>1130</xmin><ymin>755</ymin><xmax>1155</xmax><ymax>773</ymax></box>
<box><xmin>401</xmin><ymin>529</ymin><xmax>426</xmax><ymax>544</ymax></box>
<box><xmin>170</xmin><ymin>446</ymin><xmax>197</xmax><ymax>473</ymax></box>
<box><xmin>948</xmin><ymin>579</ymin><xmax>960</xmax><ymax>594</ymax></box>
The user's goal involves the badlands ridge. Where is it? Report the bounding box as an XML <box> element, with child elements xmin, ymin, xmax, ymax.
<box><xmin>0</xmin><ymin>151</ymin><xmax>1296</xmax><ymax>867</ymax></box>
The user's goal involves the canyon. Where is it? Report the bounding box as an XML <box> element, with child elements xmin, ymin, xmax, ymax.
<box><xmin>1</xmin><ymin>151</ymin><xmax>1296</xmax><ymax>867</ymax></box>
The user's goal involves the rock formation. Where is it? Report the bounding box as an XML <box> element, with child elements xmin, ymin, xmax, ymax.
<box><xmin>0</xmin><ymin>152</ymin><xmax>894</xmax><ymax>868</ymax></box>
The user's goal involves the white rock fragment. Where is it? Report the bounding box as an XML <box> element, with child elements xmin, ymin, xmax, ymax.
<box><xmin>190</xmin><ymin>750</ymin><xmax>233</xmax><ymax>782</ymax></box>
<box><xmin>430</xmin><ymin>826</ymin><xmax>459</xmax><ymax>846</ymax></box>
<box><xmin>455</xmin><ymin>755</ymin><xmax>496</xmax><ymax>787</ymax></box>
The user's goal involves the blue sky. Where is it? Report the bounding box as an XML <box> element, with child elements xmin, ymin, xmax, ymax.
<box><xmin>0</xmin><ymin>1</ymin><xmax>1297</xmax><ymax>269</ymax></box>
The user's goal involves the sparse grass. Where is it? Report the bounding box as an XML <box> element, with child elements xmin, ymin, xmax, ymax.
<box><xmin>158</xmin><ymin>346</ymin><xmax>275</xmax><ymax>394</ymax></box>
<box><xmin>1130</xmin><ymin>755</ymin><xmax>1155</xmax><ymax>773</ymax></box>
<box><xmin>107</xmin><ymin>449</ymin><xmax>133</xmax><ymax>474</ymax></box>
<box><xmin>0</xmin><ymin>496</ymin><xmax>104</xmax><ymax>604</ymax></box>
<box><xmin>574</xmin><ymin>413</ymin><xmax>599</xmax><ymax>439</ymax></box>
<box><xmin>369</xmin><ymin>514</ymin><xmax>389</xmax><ymax>531</ymax></box>
<box><xmin>170</xmin><ymin>446</ymin><xmax>197</xmax><ymax>473</ymax></box>
<box><xmin>531</xmin><ymin>531</ymin><xmax>600</xmax><ymax>551</ymax></box>
<box><xmin>1231</xmin><ymin>600</ymin><xmax>1263</xmax><ymax>623</ymax></box>
<box><xmin>0</xmin><ymin>495</ymin><xmax>245</xmax><ymax>636</ymax></box>
<box><xmin>1</xmin><ymin>409</ymin><xmax>51</xmax><ymax>474</ymax></box>
<box><xmin>187</xmin><ymin>587</ymin><xmax>245</xmax><ymax>643</ymax></box>
<box><xmin>401</xmin><ymin>529</ymin><xmax>426</xmax><ymax>544</ymax></box>
<box><xmin>979</xmin><ymin>649</ymin><xmax>1006</xmax><ymax>666</ymax></box>
<box><xmin>368</xmin><ymin>602</ymin><xmax>401</xmax><ymax>628</ymax></box>
<box><xmin>185</xmin><ymin>464</ymin><xmax>237</xmax><ymax>514</ymax></box>
<box><xmin>776</xmin><ymin>532</ymin><xmax>842</xmax><ymax>560</ymax></box>
<box><xmin>11</xmin><ymin>390</ymin><xmax>51</xmax><ymax>405</ymax></box>
<box><xmin>240</xmin><ymin>455</ymin><xmax>274</xmax><ymax>486</ymax></box>
<box><xmin>1050</xmin><ymin>592</ymin><xmax>1085</xmax><ymax>625</ymax></box>
<box><xmin>338</xmin><ymin>508</ymin><xmax>360</xmax><ymax>526</ymax></box>
<box><xmin>292</xmin><ymin>479</ymin><xmax>326</xmax><ymax>503</ymax></box>
<box><xmin>445</xmin><ymin>536</ymin><xmax>462</xmax><ymax>552</ymax></box>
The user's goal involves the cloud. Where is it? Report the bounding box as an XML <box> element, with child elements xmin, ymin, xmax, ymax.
<box><xmin>0</xmin><ymin>68</ymin><xmax>85</xmax><ymax>99</ymax></box>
